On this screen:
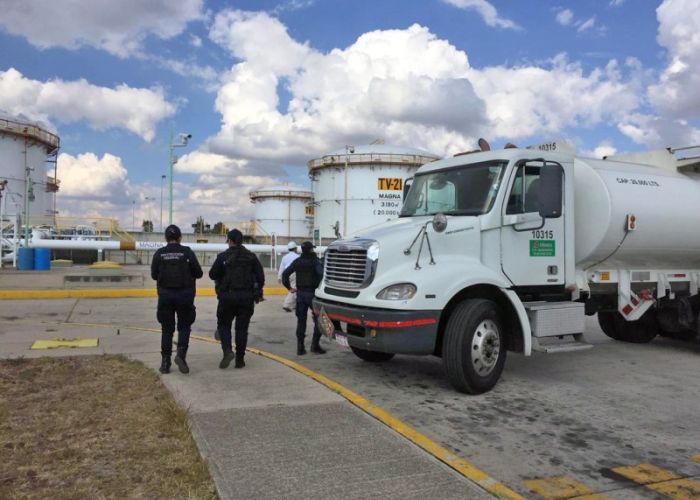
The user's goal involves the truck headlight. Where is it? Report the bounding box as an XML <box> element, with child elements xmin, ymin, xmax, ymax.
<box><xmin>376</xmin><ymin>283</ymin><xmax>416</xmax><ymax>300</ymax></box>
<box><xmin>367</xmin><ymin>242</ymin><xmax>379</xmax><ymax>261</ymax></box>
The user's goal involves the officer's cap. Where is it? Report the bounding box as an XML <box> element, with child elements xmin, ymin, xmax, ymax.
<box><xmin>164</xmin><ymin>224</ymin><xmax>182</xmax><ymax>241</ymax></box>
<box><xmin>301</xmin><ymin>241</ymin><xmax>315</xmax><ymax>253</ymax></box>
<box><xmin>227</xmin><ymin>229</ymin><xmax>243</xmax><ymax>245</ymax></box>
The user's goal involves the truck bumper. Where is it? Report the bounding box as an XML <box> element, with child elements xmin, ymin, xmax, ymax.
<box><xmin>312</xmin><ymin>297</ymin><xmax>440</xmax><ymax>355</ymax></box>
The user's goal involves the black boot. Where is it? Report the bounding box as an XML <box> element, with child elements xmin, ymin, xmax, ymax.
<box><xmin>159</xmin><ymin>354</ymin><xmax>171</xmax><ymax>374</ymax></box>
<box><xmin>310</xmin><ymin>341</ymin><xmax>326</xmax><ymax>355</ymax></box>
<box><xmin>219</xmin><ymin>349</ymin><xmax>235</xmax><ymax>369</ymax></box>
<box><xmin>297</xmin><ymin>339</ymin><xmax>306</xmax><ymax>355</ymax></box>
<box><xmin>234</xmin><ymin>353</ymin><xmax>245</xmax><ymax>369</ymax></box>
<box><xmin>174</xmin><ymin>347</ymin><xmax>189</xmax><ymax>374</ymax></box>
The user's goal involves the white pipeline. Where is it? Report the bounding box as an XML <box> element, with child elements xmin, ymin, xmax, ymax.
<box><xmin>28</xmin><ymin>239</ymin><xmax>325</xmax><ymax>254</ymax></box>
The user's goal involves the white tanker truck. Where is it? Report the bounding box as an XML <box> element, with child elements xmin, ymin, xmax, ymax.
<box><xmin>312</xmin><ymin>140</ymin><xmax>700</xmax><ymax>394</ymax></box>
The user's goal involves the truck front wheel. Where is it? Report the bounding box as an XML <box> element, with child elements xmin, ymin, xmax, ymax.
<box><xmin>597</xmin><ymin>310</ymin><xmax>658</xmax><ymax>343</ymax></box>
<box><xmin>350</xmin><ymin>346</ymin><xmax>395</xmax><ymax>362</ymax></box>
<box><xmin>443</xmin><ymin>299</ymin><xmax>506</xmax><ymax>394</ymax></box>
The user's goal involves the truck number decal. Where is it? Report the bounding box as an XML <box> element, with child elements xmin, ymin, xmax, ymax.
<box><xmin>530</xmin><ymin>240</ymin><xmax>555</xmax><ymax>257</ymax></box>
<box><xmin>377</xmin><ymin>178</ymin><xmax>403</xmax><ymax>191</ymax></box>
<box><xmin>531</xmin><ymin>230</ymin><xmax>553</xmax><ymax>239</ymax></box>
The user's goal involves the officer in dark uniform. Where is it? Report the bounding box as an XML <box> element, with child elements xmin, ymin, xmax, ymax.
<box><xmin>151</xmin><ymin>225</ymin><xmax>203</xmax><ymax>374</ymax></box>
<box><xmin>282</xmin><ymin>241</ymin><xmax>325</xmax><ymax>355</ymax></box>
<box><xmin>209</xmin><ymin>229</ymin><xmax>264</xmax><ymax>369</ymax></box>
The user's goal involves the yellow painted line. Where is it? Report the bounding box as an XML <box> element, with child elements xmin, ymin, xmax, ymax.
<box><xmin>47</xmin><ymin>318</ymin><xmax>521</xmax><ymax>499</ymax></box>
<box><xmin>647</xmin><ymin>478</ymin><xmax>700</xmax><ymax>499</ymax></box>
<box><xmin>0</xmin><ymin>287</ymin><xmax>288</xmax><ymax>300</ymax></box>
<box><xmin>31</xmin><ymin>337</ymin><xmax>99</xmax><ymax>349</ymax></box>
<box><xmin>523</xmin><ymin>476</ymin><xmax>604</xmax><ymax>499</ymax></box>
<box><xmin>692</xmin><ymin>454</ymin><xmax>700</xmax><ymax>463</ymax></box>
<box><xmin>611</xmin><ymin>463</ymin><xmax>681</xmax><ymax>485</ymax></box>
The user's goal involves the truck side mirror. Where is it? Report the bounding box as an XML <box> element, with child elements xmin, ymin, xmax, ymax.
<box><xmin>538</xmin><ymin>164</ymin><xmax>563</xmax><ymax>218</ymax></box>
<box><xmin>403</xmin><ymin>178</ymin><xmax>413</xmax><ymax>202</ymax></box>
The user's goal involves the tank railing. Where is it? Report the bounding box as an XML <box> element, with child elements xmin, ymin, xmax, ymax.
<box><xmin>670</xmin><ymin>145</ymin><xmax>700</xmax><ymax>161</ymax></box>
<box><xmin>250</xmin><ymin>190</ymin><xmax>313</xmax><ymax>200</ymax></box>
<box><xmin>308</xmin><ymin>153</ymin><xmax>438</xmax><ymax>169</ymax></box>
<box><xmin>0</xmin><ymin>117</ymin><xmax>60</xmax><ymax>149</ymax></box>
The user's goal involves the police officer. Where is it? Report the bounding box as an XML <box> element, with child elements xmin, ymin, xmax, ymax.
<box><xmin>209</xmin><ymin>229</ymin><xmax>264</xmax><ymax>369</ymax></box>
<box><xmin>282</xmin><ymin>241</ymin><xmax>325</xmax><ymax>355</ymax></box>
<box><xmin>151</xmin><ymin>225</ymin><xmax>203</xmax><ymax>374</ymax></box>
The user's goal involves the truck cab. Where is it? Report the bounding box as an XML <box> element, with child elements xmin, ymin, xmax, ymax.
<box><xmin>313</xmin><ymin>143</ymin><xmax>581</xmax><ymax>394</ymax></box>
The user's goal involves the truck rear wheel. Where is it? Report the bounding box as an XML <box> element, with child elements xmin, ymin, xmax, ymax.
<box><xmin>443</xmin><ymin>299</ymin><xmax>506</xmax><ymax>394</ymax></box>
<box><xmin>597</xmin><ymin>310</ymin><xmax>658</xmax><ymax>343</ymax></box>
<box><xmin>350</xmin><ymin>346</ymin><xmax>395</xmax><ymax>362</ymax></box>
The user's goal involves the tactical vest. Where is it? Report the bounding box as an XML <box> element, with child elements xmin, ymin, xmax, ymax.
<box><xmin>222</xmin><ymin>247</ymin><xmax>256</xmax><ymax>292</ymax></box>
<box><xmin>157</xmin><ymin>246</ymin><xmax>193</xmax><ymax>288</ymax></box>
<box><xmin>295</xmin><ymin>255</ymin><xmax>321</xmax><ymax>290</ymax></box>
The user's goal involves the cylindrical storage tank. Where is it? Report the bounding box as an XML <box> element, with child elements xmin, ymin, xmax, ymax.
<box><xmin>0</xmin><ymin>113</ymin><xmax>60</xmax><ymax>220</ymax></box>
<box><xmin>308</xmin><ymin>145</ymin><xmax>440</xmax><ymax>243</ymax></box>
<box><xmin>17</xmin><ymin>247</ymin><xmax>35</xmax><ymax>270</ymax></box>
<box><xmin>249</xmin><ymin>185</ymin><xmax>314</xmax><ymax>241</ymax></box>
<box><xmin>33</xmin><ymin>247</ymin><xmax>51</xmax><ymax>270</ymax></box>
<box><xmin>574</xmin><ymin>157</ymin><xmax>700</xmax><ymax>269</ymax></box>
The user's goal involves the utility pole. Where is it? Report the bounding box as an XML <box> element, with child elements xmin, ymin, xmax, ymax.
<box><xmin>168</xmin><ymin>131</ymin><xmax>192</xmax><ymax>225</ymax></box>
<box><xmin>160</xmin><ymin>174</ymin><xmax>165</xmax><ymax>231</ymax></box>
<box><xmin>344</xmin><ymin>145</ymin><xmax>354</xmax><ymax>238</ymax></box>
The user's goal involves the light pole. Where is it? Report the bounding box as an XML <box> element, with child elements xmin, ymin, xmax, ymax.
<box><xmin>145</xmin><ymin>197</ymin><xmax>155</xmax><ymax>232</ymax></box>
<box><xmin>160</xmin><ymin>174</ymin><xmax>166</xmax><ymax>231</ymax></box>
<box><xmin>344</xmin><ymin>145</ymin><xmax>354</xmax><ymax>238</ymax></box>
<box><xmin>168</xmin><ymin>131</ymin><xmax>192</xmax><ymax>225</ymax></box>
<box><xmin>132</xmin><ymin>200</ymin><xmax>136</xmax><ymax>232</ymax></box>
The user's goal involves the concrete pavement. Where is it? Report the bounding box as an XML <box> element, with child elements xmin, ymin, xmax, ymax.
<box><xmin>0</xmin><ymin>296</ymin><xmax>492</xmax><ymax>500</ymax></box>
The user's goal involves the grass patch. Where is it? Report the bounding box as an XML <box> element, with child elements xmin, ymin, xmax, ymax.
<box><xmin>0</xmin><ymin>355</ymin><xmax>216</xmax><ymax>499</ymax></box>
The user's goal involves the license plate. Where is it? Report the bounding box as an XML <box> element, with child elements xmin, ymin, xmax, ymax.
<box><xmin>335</xmin><ymin>333</ymin><xmax>349</xmax><ymax>348</ymax></box>
<box><xmin>318</xmin><ymin>308</ymin><xmax>335</xmax><ymax>338</ymax></box>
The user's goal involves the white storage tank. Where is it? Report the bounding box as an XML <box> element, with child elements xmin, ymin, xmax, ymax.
<box><xmin>0</xmin><ymin>112</ymin><xmax>60</xmax><ymax>220</ymax></box>
<box><xmin>309</xmin><ymin>144</ymin><xmax>439</xmax><ymax>242</ymax></box>
<box><xmin>249</xmin><ymin>185</ymin><xmax>313</xmax><ymax>240</ymax></box>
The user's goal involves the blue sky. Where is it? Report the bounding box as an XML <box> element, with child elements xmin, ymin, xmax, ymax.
<box><xmin>1</xmin><ymin>0</ymin><xmax>698</xmax><ymax>230</ymax></box>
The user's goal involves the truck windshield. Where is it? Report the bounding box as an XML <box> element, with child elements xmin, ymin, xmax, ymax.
<box><xmin>400</xmin><ymin>160</ymin><xmax>508</xmax><ymax>217</ymax></box>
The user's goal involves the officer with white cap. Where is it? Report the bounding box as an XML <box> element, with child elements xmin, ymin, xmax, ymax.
<box><xmin>278</xmin><ymin>241</ymin><xmax>299</xmax><ymax>312</ymax></box>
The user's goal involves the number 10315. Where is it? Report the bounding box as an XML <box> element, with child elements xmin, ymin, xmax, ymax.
<box><xmin>531</xmin><ymin>230</ymin><xmax>553</xmax><ymax>239</ymax></box>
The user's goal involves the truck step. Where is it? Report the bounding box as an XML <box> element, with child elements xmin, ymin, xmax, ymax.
<box><xmin>532</xmin><ymin>339</ymin><xmax>593</xmax><ymax>354</ymax></box>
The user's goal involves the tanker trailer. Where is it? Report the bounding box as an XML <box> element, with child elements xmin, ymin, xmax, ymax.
<box><xmin>312</xmin><ymin>141</ymin><xmax>700</xmax><ymax>393</ymax></box>
<box><xmin>573</xmin><ymin>151</ymin><xmax>700</xmax><ymax>343</ymax></box>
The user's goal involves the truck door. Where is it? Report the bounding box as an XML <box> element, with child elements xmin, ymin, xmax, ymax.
<box><xmin>500</xmin><ymin>160</ymin><xmax>565</xmax><ymax>286</ymax></box>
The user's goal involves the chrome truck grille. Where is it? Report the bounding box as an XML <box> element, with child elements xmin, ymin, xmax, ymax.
<box><xmin>323</xmin><ymin>240</ymin><xmax>376</xmax><ymax>289</ymax></box>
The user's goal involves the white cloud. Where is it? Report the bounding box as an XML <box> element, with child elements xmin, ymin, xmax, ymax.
<box><xmin>647</xmin><ymin>0</ymin><xmax>700</xmax><ymax>120</ymax></box>
<box><xmin>201</xmin><ymin>10</ymin><xmax>644</xmax><ymax>167</ymax></box>
<box><xmin>56</xmin><ymin>153</ymin><xmax>130</xmax><ymax>200</ymax></box>
<box><xmin>0</xmin><ymin>0</ymin><xmax>204</xmax><ymax>58</ymax></box>
<box><xmin>0</xmin><ymin>68</ymin><xmax>176</xmax><ymax>141</ymax></box>
<box><xmin>609</xmin><ymin>0</ymin><xmax>626</xmax><ymax>6</ymax></box>
<box><xmin>556</xmin><ymin>9</ymin><xmax>574</xmax><ymax>26</ymax></box>
<box><xmin>190</xmin><ymin>35</ymin><xmax>203</xmax><ymax>48</ymax></box>
<box><xmin>467</xmin><ymin>56</ymin><xmax>639</xmax><ymax>139</ymax></box>
<box><xmin>577</xmin><ymin>16</ymin><xmax>597</xmax><ymax>33</ymax></box>
<box><xmin>442</xmin><ymin>0</ymin><xmax>520</xmax><ymax>29</ymax></box>
<box><xmin>582</xmin><ymin>141</ymin><xmax>617</xmax><ymax>158</ymax></box>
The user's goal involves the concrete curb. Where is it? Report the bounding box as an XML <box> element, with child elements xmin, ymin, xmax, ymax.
<box><xmin>0</xmin><ymin>287</ymin><xmax>289</xmax><ymax>300</ymax></box>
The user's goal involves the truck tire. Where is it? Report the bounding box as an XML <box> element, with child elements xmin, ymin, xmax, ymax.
<box><xmin>350</xmin><ymin>346</ymin><xmax>395</xmax><ymax>362</ymax></box>
<box><xmin>597</xmin><ymin>311</ymin><xmax>658</xmax><ymax>343</ymax></box>
<box><xmin>443</xmin><ymin>299</ymin><xmax>506</xmax><ymax>394</ymax></box>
